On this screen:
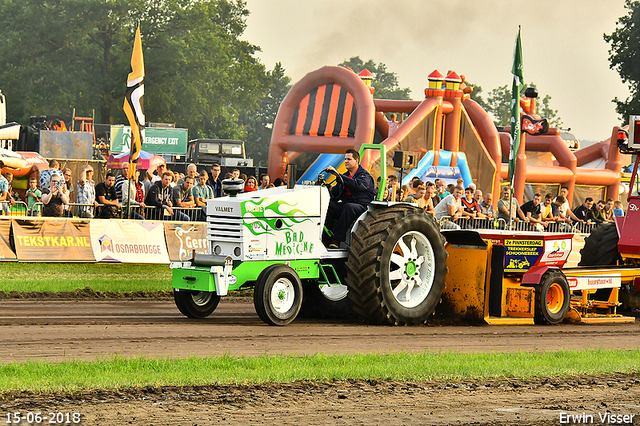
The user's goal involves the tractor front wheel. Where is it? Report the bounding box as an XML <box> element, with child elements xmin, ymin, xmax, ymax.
<box><xmin>254</xmin><ymin>264</ymin><xmax>303</xmax><ymax>326</ymax></box>
<box><xmin>173</xmin><ymin>289</ymin><xmax>221</xmax><ymax>319</ymax></box>
<box><xmin>534</xmin><ymin>270</ymin><xmax>570</xmax><ymax>325</ymax></box>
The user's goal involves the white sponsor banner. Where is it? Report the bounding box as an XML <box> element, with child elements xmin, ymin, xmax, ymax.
<box><xmin>567</xmin><ymin>274</ymin><xmax>621</xmax><ymax>290</ymax></box>
<box><xmin>90</xmin><ymin>219</ymin><xmax>170</xmax><ymax>263</ymax></box>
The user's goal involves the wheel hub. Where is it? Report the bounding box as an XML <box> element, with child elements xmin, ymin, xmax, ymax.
<box><xmin>547</xmin><ymin>283</ymin><xmax>564</xmax><ymax>314</ymax></box>
<box><xmin>388</xmin><ymin>231</ymin><xmax>436</xmax><ymax>308</ymax></box>
<box><xmin>405</xmin><ymin>261</ymin><xmax>417</xmax><ymax>277</ymax></box>
<box><xmin>191</xmin><ymin>291</ymin><xmax>212</xmax><ymax>307</ymax></box>
<box><xmin>271</xmin><ymin>278</ymin><xmax>295</xmax><ymax>313</ymax></box>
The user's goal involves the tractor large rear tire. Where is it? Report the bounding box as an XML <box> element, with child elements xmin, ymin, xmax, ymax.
<box><xmin>579</xmin><ymin>222</ymin><xmax>621</xmax><ymax>266</ymax></box>
<box><xmin>345</xmin><ymin>205</ymin><xmax>448</xmax><ymax>325</ymax></box>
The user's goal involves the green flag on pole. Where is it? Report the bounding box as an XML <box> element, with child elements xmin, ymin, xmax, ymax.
<box><xmin>508</xmin><ymin>26</ymin><xmax>524</xmax><ymax>186</ymax></box>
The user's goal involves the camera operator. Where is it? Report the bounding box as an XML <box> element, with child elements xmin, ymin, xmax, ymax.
<box><xmin>41</xmin><ymin>174</ymin><xmax>69</xmax><ymax>217</ymax></box>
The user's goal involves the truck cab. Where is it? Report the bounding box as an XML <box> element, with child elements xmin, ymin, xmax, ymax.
<box><xmin>186</xmin><ymin>139</ymin><xmax>252</xmax><ymax>168</ymax></box>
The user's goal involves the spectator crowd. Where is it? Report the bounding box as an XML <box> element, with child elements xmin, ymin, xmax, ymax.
<box><xmin>380</xmin><ymin>175</ymin><xmax>624</xmax><ymax>232</ymax></box>
<box><xmin>0</xmin><ymin>160</ymin><xmax>285</xmax><ymax>222</ymax></box>
<box><xmin>0</xmin><ymin>157</ymin><xmax>628</xmax><ymax>233</ymax></box>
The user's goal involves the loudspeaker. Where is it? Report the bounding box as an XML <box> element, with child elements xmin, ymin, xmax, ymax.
<box><xmin>393</xmin><ymin>151</ymin><xmax>419</xmax><ymax>169</ymax></box>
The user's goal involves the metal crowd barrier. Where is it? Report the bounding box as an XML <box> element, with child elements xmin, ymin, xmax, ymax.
<box><xmin>438</xmin><ymin>215</ymin><xmax>605</xmax><ymax>235</ymax></box>
<box><xmin>25</xmin><ymin>202</ymin><xmax>204</xmax><ymax>222</ymax></box>
<box><xmin>438</xmin><ymin>216</ymin><xmax>508</xmax><ymax>230</ymax></box>
<box><xmin>135</xmin><ymin>205</ymin><xmax>204</xmax><ymax>221</ymax></box>
<box><xmin>68</xmin><ymin>203</ymin><xmax>96</xmax><ymax>218</ymax></box>
<box><xmin>0</xmin><ymin>201</ymin><xmax>28</xmax><ymax>216</ymax></box>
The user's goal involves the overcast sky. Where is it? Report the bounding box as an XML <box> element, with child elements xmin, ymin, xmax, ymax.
<box><xmin>243</xmin><ymin>0</ymin><xmax>629</xmax><ymax>141</ymax></box>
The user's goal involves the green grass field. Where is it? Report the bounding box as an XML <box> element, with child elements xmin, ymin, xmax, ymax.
<box><xmin>0</xmin><ymin>263</ymin><xmax>171</xmax><ymax>293</ymax></box>
<box><xmin>1</xmin><ymin>349</ymin><xmax>639</xmax><ymax>393</ymax></box>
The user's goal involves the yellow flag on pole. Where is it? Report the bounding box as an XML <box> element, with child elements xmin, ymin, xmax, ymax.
<box><xmin>123</xmin><ymin>22</ymin><xmax>145</xmax><ymax>179</ymax></box>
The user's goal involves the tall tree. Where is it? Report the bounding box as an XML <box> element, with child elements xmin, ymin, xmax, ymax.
<box><xmin>338</xmin><ymin>57</ymin><xmax>411</xmax><ymax>100</ymax></box>
<box><xmin>466</xmin><ymin>82</ymin><xmax>489</xmax><ymax>110</ymax></box>
<box><xmin>485</xmin><ymin>85</ymin><xmax>512</xmax><ymax>127</ymax></box>
<box><xmin>0</xmin><ymin>0</ymin><xmax>268</xmax><ymax>141</ymax></box>
<box><xmin>474</xmin><ymin>83</ymin><xmax>563</xmax><ymax>128</ymax></box>
<box><xmin>604</xmin><ymin>0</ymin><xmax>640</xmax><ymax>121</ymax></box>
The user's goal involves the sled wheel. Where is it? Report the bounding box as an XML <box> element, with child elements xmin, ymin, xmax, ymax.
<box><xmin>254</xmin><ymin>264</ymin><xmax>303</xmax><ymax>326</ymax></box>
<box><xmin>346</xmin><ymin>205</ymin><xmax>448</xmax><ymax>325</ymax></box>
<box><xmin>534</xmin><ymin>270</ymin><xmax>570</xmax><ymax>325</ymax></box>
<box><xmin>173</xmin><ymin>289</ymin><xmax>220</xmax><ymax>319</ymax></box>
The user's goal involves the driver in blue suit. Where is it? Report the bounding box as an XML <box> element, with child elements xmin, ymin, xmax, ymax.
<box><xmin>323</xmin><ymin>149</ymin><xmax>376</xmax><ymax>249</ymax></box>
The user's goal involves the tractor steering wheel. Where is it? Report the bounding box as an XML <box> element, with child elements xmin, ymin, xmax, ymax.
<box><xmin>318</xmin><ymin>171</ymin><xmax>344</xmax><ymax>200</ymax></box>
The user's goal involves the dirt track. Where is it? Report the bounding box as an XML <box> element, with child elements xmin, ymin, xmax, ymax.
<box><xmin>1</xmin><ymin>298</ymin><xmax>639</xmax><ymax>425</ymax></box>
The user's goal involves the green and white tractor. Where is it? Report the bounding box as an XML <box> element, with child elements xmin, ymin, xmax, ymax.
<box><xmin>170</xmin><ymin>145</ymin><xmax>448</xmax><ymax>325</ymax></box>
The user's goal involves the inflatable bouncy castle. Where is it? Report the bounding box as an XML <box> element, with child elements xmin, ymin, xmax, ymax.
<box><xmin>268</xmin><ymin>66</ymin><xmax>622</xmax><ymax>208</ymax></box>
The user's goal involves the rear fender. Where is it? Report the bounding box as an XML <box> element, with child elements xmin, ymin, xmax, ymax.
<box><xmin>522</xmin><ymin>266</ymin><xmax>556</xmax><ymax>286</ymax></box>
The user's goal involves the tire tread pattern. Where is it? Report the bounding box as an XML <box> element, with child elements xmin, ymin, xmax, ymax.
<box><xmin>579</xmin><ymin>222</ymin><xmax>621</xmax><ymax>266</ymax></box>
<box><xmin>345</xmin><ymin>205</ymin><xmax>448</xmax><ymax>325</ymax></box>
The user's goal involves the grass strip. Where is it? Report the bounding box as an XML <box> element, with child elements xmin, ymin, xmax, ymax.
<box><xmin>1</xmin><ymin>349</ymin><xmax>638</xmax><ymax>393</ymax></box>
<box><xmin>0</xmin><ymin>263</ymin><xmax>171</xmax><ymax>293</ymax></box>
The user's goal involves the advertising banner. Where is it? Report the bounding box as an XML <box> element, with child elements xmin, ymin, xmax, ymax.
<box><xmin>164</xmin><ymin>222</ymin><xmax>208</xmax><ymax>262</ymax></box>
<box><xmin>89</xmin><ymin>219</ymin><xmax>170</xmax><ymax>263</ymax></box>
<box><xmin>503</xmin><ymin>238</ymin><xmax>544</xmax><ymax>272</ymax></box>
<box><xmin>11</xmin><ymin>218</ymin><xmax>94</xmax><ymax>262</ymax></box>
<box><xmin>110</xmin><ymin>125</ymin><xmax>188</xmax><ymax>155</ymax></box>
<box><xmin>0</xmin><ymin>218</ymin><xmax>16</xmax><ymax>260</ymax></box>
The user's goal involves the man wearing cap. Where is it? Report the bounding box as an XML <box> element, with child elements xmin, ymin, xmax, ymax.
<box><xmin>76</xmin><ymin>165</ymin><xmax>98</xmax><ymax>218</ymax></box>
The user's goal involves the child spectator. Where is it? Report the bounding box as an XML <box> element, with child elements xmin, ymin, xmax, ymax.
<box><xmin>461</xmin><ymin>186</ymin><xmax>485</xmax><ymax>220</ymax></box>
<box><xmin>613</xmin><ymin>200</ymin><xmax>625</xmax><ymax>217</ymax></box>
<box><xmin>25</xmin><ymin>177</ymin><xmax>41</xmax><ymax>216</ymax></box>
<box><xmin>400</xmin><ymin>184</ymin><xmax>410</xmax><ymax>201</ymax></box>
<box><xmin>1</xmin><ymin>172</ymin><xmax>15</xmax><ymax>214</ymax></box>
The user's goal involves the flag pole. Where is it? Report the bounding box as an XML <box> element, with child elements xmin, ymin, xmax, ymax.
<box><xmin>508</xmin><ymin>26</ymin><xmax>524</xmax><ymax>229</ymax></box>
<box><xmin>123</xmin><ymin>22</ymin><xmax>145</xmax><ymax>218</ymax></box>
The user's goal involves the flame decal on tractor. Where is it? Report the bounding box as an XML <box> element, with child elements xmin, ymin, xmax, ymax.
<box><xmin>241</xmin><ymin>198</ymin><xmax>312</xmax><ymax>236</ymax></box>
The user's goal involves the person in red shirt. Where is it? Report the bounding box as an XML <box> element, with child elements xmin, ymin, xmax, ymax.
<box><xmin>460</xmin><ymin>186</ymin><xmax>486</xmax><ymax>224</ymax></box>
<box><xmin>244</xmin><ymin>176</ymin><xmax>258</xmax><ymax>192</ymax></box>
